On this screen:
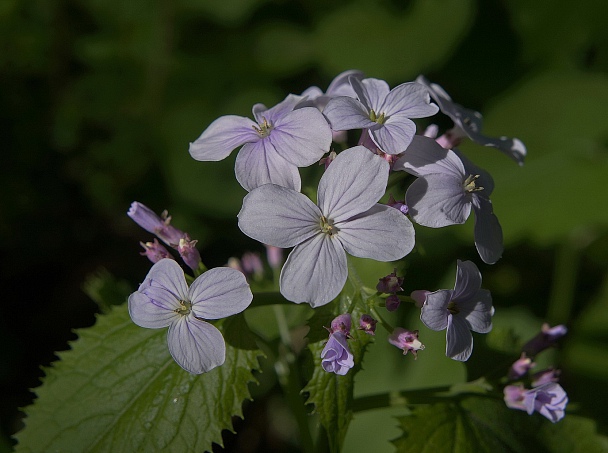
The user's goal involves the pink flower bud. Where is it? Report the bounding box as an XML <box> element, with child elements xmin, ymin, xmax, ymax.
<box><xmin>385</xmin><ymin>294</ymin><xmax>400</xmax><ymax>312</ymax></box>
<box><xmin>265</xmin><ymin>244</ymin><xmax>283</xmax><ymax>270</ymax></box>
<box><xmin>178</xmin><ymin>235</ymin><xmax>202</xmax><ymax>271</ymax></box>
<box><xmin>329</xmin><ymin>314</ymin><xmax>352</xmax><ymax>335</ymax></box>
<box><xmin>388</xmin><ymin>328</ymin><xmax>425</xmax><ymax>359</ymax></box>
<box><xmin>358</xmin><ymin>314</ymin><xmax>377</xmax><ymax>335</ymax></box>
<box><xmin>508</xmin><ymin>353</ymin><xmax>535</xmax><ymax>380</ymax></box>
<box><xmin>139</xmin><ymin>239</ymin><xmax>174</xmax><ymax>264</ymax></box>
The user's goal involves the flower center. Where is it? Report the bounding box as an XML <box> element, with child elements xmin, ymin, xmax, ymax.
<box><xmin>369</xmin><ymin>109</ymin><xmax>387</xmax><ymax>125</ymax></box>
<box><xmin>252</xmin><ymin>117</ymin><xmax>273</xmax><ymax>138</ymax></box>
<box><xmin>174</xmin><ymin>299</ymin><xmax>192</xmax><ymax>316</ymax></box>
<box><xmin>463</xmin><ymin>174</ymin><xmax>484</xmax><ymax>193</ymax></box>
<box><xmin>447</xmin><ymin>301</ymin><xmax>459</xmax><ymax>315</ymax></box>
<box><xmin>320</xmin><ymin>216</ymin><xmax>338</xmax><ymax>236</ymax></box>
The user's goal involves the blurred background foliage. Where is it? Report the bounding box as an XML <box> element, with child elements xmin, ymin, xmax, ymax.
<box><xmin>1</xmin><ymin>0</ymin><xmax>607</xmax><ymax>451</ymax></box>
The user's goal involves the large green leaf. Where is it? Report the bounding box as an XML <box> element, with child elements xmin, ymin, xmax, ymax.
<box><xmin>15</xmin><ymin>304</ymin><xmax>262</xmax><ymax>452</ymax></box>
<box><xmin>393</xmin><ymin>396</ymin><xmax>608</xmax><ymax>453</ymax></box>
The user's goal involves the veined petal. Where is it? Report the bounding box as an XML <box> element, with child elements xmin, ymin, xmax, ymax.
<box><xmin>337</xmin><ymin>204</ymin><xmax>415</xmax><ymax>261</ymax></box>
<box><xmin>352</xmin><ymin>77</ymin><xmax>390</xmax><ymax>111</ymax></box>
<box><xmin>446</xmin><ymin>315</ymin><xmax>474</xmax><ymax>361</ymax></box>
<box><xmin>189</xmin><ymin>115</ymin><xmax>259</xmax><ymax>162</ymax></box>
<box><xmin>420</xmin><ymin>290</ymin><xmax>451</xmax><ymax>331</ymax></box>
<box><xmin>323</xmin><ymin>97</ymin><xmax>375</xmax><ymax>131</ymax></box>
<box><xmin>473</xmin><ymin>196</ymin><xmax>504</xmax><ymax>265</ymax></box>
<box><xmin>381</xmin><ymin>82</ymin><xmax>439</xmax><ymax>118</ymax></box>
<box><xmin>256</xmin><ymin>94</ymin><xmax>305</xmax><ymax>124</ymax></box>
<box><xmin>142</xmin><ymin>259</ymin><xmax>189</xmax><ymax>301</ymax></box>
<box><xmin>167</xmin><ymin>317</ymin><xmax>226</xmax><ymax>374</ymax></box>
<box><xmin>393</xmin><ymin>136</ymin><xmax>466</xmax><ymax>178</ymax></box>
<box><xmin>370</xmin><ymin>118</ymin><xmax>416</xmax><ymax>154</ymax></box>
<box><xmin>326</xmin><ymin>70</ymin><xmax>364</xmax><ymax>97</ymax></box>
<box><xmin>128</xmin><ymin>291</ymin><xmax>179</xmax><ymax>328</ymax></box>
<box><xmin>270</xmin><ymin>107</ymin><xmax>332</xmax><ymax>166</ymax></box>
<box><xmin>460</xmin><ymin>289</ymin><xmax>493</xmax><ymax>334</ymax></box>
<box><xmin>452</xmin><ymin>260</ymin><xmax>482</xmax><ymax>302</ymax></box>
<box><xmin>189</xmin><ymin>267</ymin><xmax>253</xmax><ymax>320</ymax></box>
<box><xmin>318</xmin><ymin>146</ymin><xmax>389</xmax><ymax>222</ymax></box>
<box><xmin>279</xmin><ymin>234</ymin><xmax>347</xmax><ymax>307</ymax></box>
<box><xmin>235</xmin><ymin>140</ymin><xmax>301</xmax><ymax>192</ymax></box>
<box><xmin>406</xmin><ymin>174</ymin><xmax>471</xmax><ymax>227</ymax></box>
<box><xmin>238</xmin><ymin>184</ymin><xmax>321</xmax><ymax>247</ymax></box>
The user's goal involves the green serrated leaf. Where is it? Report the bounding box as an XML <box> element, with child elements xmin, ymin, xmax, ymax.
<box><xmin>303</xmin><ymin>290</ymin><xmax>375</xmax><ymax>452</ymax></box>
<box><xmin>393</xmin><ymin>396</ymin><xmax>608</xmax><ymax>453</ymax></box>
<box><xmin>15</xmin><ymin>304</ymin><xmax>262</xmax><ymax>453</ymax></box>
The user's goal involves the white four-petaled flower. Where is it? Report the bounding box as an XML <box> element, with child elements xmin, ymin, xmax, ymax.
<box><xmin>128</xmin><ymin>259</ymin><xmax>253</xmax><ymax>374</ymax></box>
<box><xmin>238</xmin><ymin>146</ymin><xmax>415</xmax><ymax>307</ymax></box>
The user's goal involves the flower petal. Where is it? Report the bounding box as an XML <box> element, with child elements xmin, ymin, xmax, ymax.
<box><xmin>370</xmin><ymin>116</ymin><xmax>416</xmax><ymax>154</ymax></box>
<box><xmin>235</xmin><ymin>140</ymin><xmax>301</xmax><ymax>192</ymax></box>
<box><xmin>323</xmin><ymin>96</ymin><xmax>375</xmax><ymax>131</ymax></box>
<box><xmin>270</xmin><ymin>107</ymin><xmax>332</xmax><ymax>167</ymax></box>
<box><xmin>446</xmin><ymin>315</ymin><xmax>474</xmax><ymax>361</ymax></box>
<box><xmin>256</xmin><ymin>94</ymin><xmax>304</xmax><ymax>124</ymax></box>
<box><xmin>279</xmin><ymin>233</ymin><xmax>347</xmax><ymax>307</ymax></box>
<box><xmin>318</xmin><ymin>146</ymin><xmax>389</xmax><ymax>221</ymax></box>
<box><xmin>460</xmin><ymin>289</ymin><xmax>493</xmax><ymax>334</ymax></box>
<box><xmin>189</xmin><ymin>267</ymin><xmax>253</xmax><ymax>320</ymax></box>
<box><xmin>393</xmin><ymin>136</ymin><xmax>466</xmax><ymax>178</ymax></box>
<box><xmin>128</xmin><ymin>291</ymin><xmax>179</xmax><ymax>328</ymax></box>
<box><xmin>352</xmin><ymin>77</ymin><xmax>390</xmax><ymax>111</ymax></box>
<box><xmin>420</xmin><ymin>290</ymin><xmax>451</xmax><ymax>331</ymax></box>
<box><xmin>189</xmin><ymin>115</ymin><xmax>258</xmax><ymax>162</ymax></box>
<box><xmin>452</xmin><ymin>259</ymin><xmax>482</xmax><ymax>302</ymax></box>
<box><xmin>473</xmin><ymin>196</ymin><xmax>504</xmax><ymax>265</ymax></box>
<box><xmin>167</xmin><ymin>317</ymin><xmax>226</xmax><ymax>374</ymax></box>
<box><xmin>337</xmin><ymin>204</ymin><xmax>415</xmax><ymax>260</ymax></box>
<box><xmin>238</xmin><ymin>184</ymin><xmax>321</xmax><ymax>247</ymax></box>
<box><xmin>141</xmin><ymin>259</ymin><xmax>189</xmax><ymax>301</ymax></box>
<box><xmin>381</xmin><ymin>82</ymin><xmax>439</xmax><ymax>118</ymax></box>
<box><xmin>406</xmin><ymin>174</ymin><xmax>471</xmax><ymax>227</ymax></box>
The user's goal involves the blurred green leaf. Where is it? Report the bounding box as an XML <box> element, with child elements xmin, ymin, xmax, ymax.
<box><xmin>15</xmin><ymin>305</ymin><xmax>262</xmax><ymax>452</ymax></box>
<box><xmin>393</xmin><ymin>397</ymin><xmax>608</xmax><ymax>452</ymax></box>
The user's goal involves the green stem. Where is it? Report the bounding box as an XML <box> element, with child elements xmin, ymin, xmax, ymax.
<box><xmin>369</xmin><ymin>305</ymin><xmax>394</xmax><ymax>333</ymax></box>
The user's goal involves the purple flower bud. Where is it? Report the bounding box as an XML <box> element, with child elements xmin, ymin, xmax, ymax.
<box><xmin>387</xmin><ymin>194</ymin><xmax>409</xmax><ymax>215</ymax></box>
<box><xmin>435</xmin><ymin>127</ymin><xmax>466</xmax><ymax>149</ymax></box>
<box><xmin>358</xmin><ymin>314</ymin><xmax>377</xmax><ymax>335</ymax></box>
<box><xmin>531</xmin><ymin>368</ymin><xmax>561</xmax><ymax>387</ymax></box>
<box><xmin>128</xmin><ymin>202</ymin><xmax>185</xmax><ymax>247</ymax></box>
<box><xmin>385</xmin><ymin>294</ymin><xmax>400</xmax><ymax>312</ymax></box>
<box><xmin>376</xmin><ymin>269</ymin><xmax>404</xmax><ymax>294</ymax></box>
<box><xmin>319</xmin><ymin>151</ymin><xmax>337</xmax><ymax>170</ymax></box>
<box><xmin>410</xmin><ymin>290</ymin><xmax>430</xmax><ymax>308</ymax></box>
<box><xmin>329</xmin><ymin>314</ymin><xmax>352</xmax><ymax>335</ymax></box>
<box><xmin>177</xmin><ymin>236</ymin><xmax>202</xmax><ymax>271</ymax></box>
<box><xmin>321</xmin><ymin>332</ymin><xmax>354</xmax><ymax>375</ymax></box>
<box><xmin>504</xmin><ymin>383</ymin><xmax>568</xmax><ymax>423</ymax></box>
<box><xmin>139</xmin><ymin>239</ymin><xmax>174</xmax><ymax>264</ymax></box>
<box><xmin>522</xmin><ymin>323</ymin><xmax>568</xmax><ymax>356</ymax></box>
<box><xmin>265</xmin><ymin>244</ymin><xmax>283</xmax><ymax>269</ymax></box>
<box><xmin>388</xmin><ymin>328</ymin><xmax>425</xmax><ymax>359</ymax></box>
<box><xmin>508</xmin><ymin>353</ymin><xmax>535</xmax><ymax>380</ymax></box>
<box><xmin>241</xmin><ymin>252</ymin><xmax>264</xmax><ymax>280</ymax></box>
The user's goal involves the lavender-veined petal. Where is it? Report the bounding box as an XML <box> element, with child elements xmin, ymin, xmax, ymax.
<box><xmin>189</xmin><ymin>267</ymin><xmax>253</xmax><ymax>320</ymax></box>
<box><xmin>167</xmin><ymin>317</ymin><xmax>226</xmax><ymax>374</ymax></box>
<box><xmin>189</xmin><ymin>115</ymin><xmax>259</xmax><ymax>162</ymax></box>
<box><xmin>420</xmin><ymin>290</ymin><xmax>451</xmax><ymax>331</ymax></box>
<box><xmin>128</xmin><ymin>291</ymin><xmax>179</xmax><ymax>329</ymax></box>
<box><xmin>452</xmin><ymin>259</ymin><xmax>483</xmax><ymax>302</ymax></box>
<box><xmin>323</xmin><ymin>96</ymin><xmax>375</xmax><ymax>131</ymax></box>
<box><xmin>370</xmin><ymin>117</ymin><xmax>417</xmax><ymax>154</ymax></box>
<box><xmin>473</xmin><ymin>196</ymin><xmax>504</xmax><ymax>265</ymax></box>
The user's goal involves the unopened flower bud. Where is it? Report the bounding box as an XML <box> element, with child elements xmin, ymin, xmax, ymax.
<box><xmin>265</xmin><ymin>244</ymin><xmax>283</xmax><ymax>270</ymax></box>
<box><xmin>359</xmin><ymin>314</ymin><xmax>377</xmax><ymax>335</ymax></box>
<box><xmin>241</xmin><ymin>252</ymin><xmax>264</xmax><ymax>280</ymax></box>
<box><xmin>531</xmin><ymin>368</ymin><xmax>561</xmax><ymax>387</ymax></box>
<box><xmin>387</xmin><ymin>194</ymin><xmax>408</xmax><ymax>215</ymax></box>
<box><xmin>128</xmin><ymin>202</ymin><xmax>184</xmax><ymax>246</ymax></box>
<box><xmin>178</xmin><ymin>235</ymin><xmax>202</xmax><ymax>271</ymax></box>
<box><xmin>508</xmin><ymin>353</ymin><xmax>535</xmax><ymax>380</ymax></box>
<box><xmin>385</xmin><ymin>294</ymin><xmax>400</xmax><ymax>312</ymax></box>
<box><xmin>388</xmin><ymin>328</ymin><xmax>425</xmax><ymax>359</ymax></box>
<box><xmin>410</xmin><ymin>290</ymin><xmax>430</xmax><ymax>308</ymax></box>
<box><xmin>139</xmin><ymin>239</ymin><xmax>174</xmax><ymax>264</ymax></box>
<box><xmin>377</xmin><ymin>269</ymin><xmax>403</xmax><ymax>294</ymax></box>
<box><xmin>329</xmin><ymin>314</ymin><xmax>352</xmax><ymax>335</ymax></box>
<box><xmin>319</xmin><ymin>151</ymin><xmax>337</xmax><ymax>170</ymax></box>
<box><xmin>522</xmin><ymin>323</ymin><xmax>568</xmax><ymax>356</ymax></box>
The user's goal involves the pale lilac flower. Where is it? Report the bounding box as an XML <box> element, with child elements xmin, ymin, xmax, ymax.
<box><xmin>189</xmin><ymin>94</ymin><xmax>332</xmax><ymax>192</ymax></box>
<box><xmin>140</xmin><ymin>239</ymin><xmax>174</xmax><ymax>264</ymax></box>
<box><xmin>238</xmin><ymin>146</ymin><xmax>415</xmax><ymax>307</ymax></box>
<box><xmin>359</xmin><ymin>314</ymin><xmax>377</xmax><ymax>335</ymax></box>
<box><xmin>385</xmin><ymin>294</ymin><xmax>401</xmax><ymax>312</ymax></box>
<box><xmin>128</xmin><ymin>259</ymin><xmax>253</xmax><ymax>374</ymax></box>
<box><xmin>394</xmin><ymin>136</ymin><xmax>503</xmax><ymax>264</ymax></box>
<box><xmin>128</xmin><ymin>202</ymin><xmax>184</xmax><ymax>246</ymax></box>
<box><xmin>522</xmin><ymin>323</ymin><xmax>568</xmax><ymax>356</ymax></box>
<box><xmin>321</xmin><ymin>331</ymin><xmax>354</xmax><ymax>375</ymax></box>
<box><xmin>388</xmin><ymin>328</ymin><xmax>425</xmax><ymax>358</ymax></box>
<box><xmin>420</xmin><ymin>260</ymin><xmax>493</xmax><ymax>361</ymax></box>
<box><xmin>324</xmin><ymin>77</ymin><xmax>439</xmax><ymax>155</ymax></box>
<box><xmin>417</xmin><ymin>75</ymin><xmax>527</xmax><ymax>165</ymax></box>
<box><xmin>508</xmin><ymin>353</ymin><xmax>536</xmax><ymax>380</ymax></box>
<box><xmin>504</xmin><ymin>383</ymin><xmax>568</xmax><ymax>423</ymax></box>
<box><xmin>376</xmin><ymin>269</ymin><xmax>404</xmax><ymax>294</ymax></box>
